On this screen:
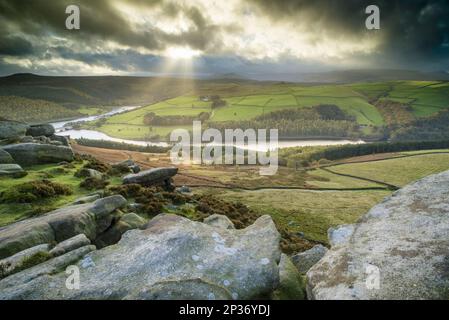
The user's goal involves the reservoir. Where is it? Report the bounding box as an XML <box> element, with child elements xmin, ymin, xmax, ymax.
<box><xmin>52</xmin><ymin>107</ymin><xmax>365</xmax><ymax>151</ymax></box>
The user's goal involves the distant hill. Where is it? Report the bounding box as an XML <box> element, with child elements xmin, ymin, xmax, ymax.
<box><xmin>249</xmin><ymin>69</ymin><xmax>449</xmax><ymax>83</ymax></box>
<box><xmin>0</xmin><ymin>73</ymin><xmax>200</xmax><ymax>107</ymax></box>
<box><xmin>0</xmin><ymin>95</ymin><xmax>82</xmax><ymax>123</ymax></box>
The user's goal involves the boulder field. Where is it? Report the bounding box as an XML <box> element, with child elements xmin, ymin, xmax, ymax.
<box><xmin>0</xmin><ymin>195</ymin><xmax>128</xmax><ymax>259</ymax></box>
<box><xmin>307</xmin><ymin>170</ymin><xmax>449</xmax><ymax>300</ymax></box>
<box><xmin>0</xmin><ymin>208</ymin><xmax>305</xmax><ymax>299</ymax></box>
<box><xmin>0</xmin><ymin>120</ymin><xmax>74</xmax><ymax>171</ymax></box>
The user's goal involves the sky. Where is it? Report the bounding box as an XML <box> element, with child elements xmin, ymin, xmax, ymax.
<box><xmin>0</xmin><ymin>0</ymin><xmax>448</xmax><ymax>77</ymax></box>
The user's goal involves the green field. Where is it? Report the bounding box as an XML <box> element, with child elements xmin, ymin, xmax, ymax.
<box><xmin>369</xmin><ymin>81</ymin><xmax>449</xmax><ymax>117</ymax></box>
<box><xmin>87</xmin><ymin>80</ymin><xmax>448</xmax><ymax>140</ymax></box>
<box><xmin>205</xmin><ymin>189</ymin><xmax>390</xmax><ymax>244</ymax></box>
<box><xmin>195</xmin><ymin>150</ymin><xmax>449</xmax><ymax>244</ymax></box>
<box><xmin>329</xmin><ymin>153</ymin><xmax>449</xmax><ymax>187</ymax></box>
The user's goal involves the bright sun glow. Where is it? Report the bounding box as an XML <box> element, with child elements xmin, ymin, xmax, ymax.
<box><xmin>165</xmin><ymin>47</ymin><xmax>201</xmax><ymax>60</ymax></box>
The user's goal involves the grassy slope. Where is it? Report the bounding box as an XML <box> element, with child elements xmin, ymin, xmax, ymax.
<box><xmin>351</xmin><ymin>80</ymin><xmax>449</xmax><ymax>117</ymax></box>
<box><xmin>205</xmin><ymin>188</ymin><xmax>390</xmax><ymax>244</ymax></box>
<box><xmin>196</xmin><ymin>150</ymin><xmax>449</xmax><ymax>244</ymax></box>
<box><xmin>0</xmin><ymin>162</ymin><xmax>121</xmax><ymax>226</ymax></box>
<box><xmin>0</xmin><ymin>96</ymin><xmax>82</xmax><ymax>123</ymax></box>
<box><xmin>329</xmin><ymin>153</ymin><xmax>449</xmax><ymax>187</ymax></box>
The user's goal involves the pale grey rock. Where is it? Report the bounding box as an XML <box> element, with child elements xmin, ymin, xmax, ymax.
<box><xmin>94</xmin><ymin>213</ymin><xmax>147</xmax><ymax>248</ymax></box>
<box><xmin>71</xmin><ymin>194</ymin><xmax>101</xmax><ymax>205</ymax></box>
<box><xmin>128</xmin><ymin>203</ymin><xmax>143</xmax><ymax>211</ymax></box>
<box><xmin>123</xmin><ymin>167</ymin><xmax>178</xmax><ymax>187</ymax></box>
<box><xmin>75</xmin><ymin>168</ymin><xmax>103</xmax><ymax>179</ymax></box>
<box><xmin>328</xmin><ymin>225</ymin><xmax>355</xmax><ymax>247</ymax></box>
<box><xmin>19</xmin><ymin>136</ymin><xmax>34</xmax><ymax>143</ymax></box>
<box><xmin>0</xmin><ymin>245</ymin><xmax>96</xmax><ymax>298</ymax></box>
<box><xmin>271</xmin><ymin>254</ymin><xmax>306</xmax><ymax>300</ymax></box>
<box><xmin>49</xmin><ymin>234</ymin><xmax>91</xmax><ymax>257</ymax></box>
<box><xmin>49</xmin><ymin>135</ymin><xmax>70</xmax><ymax>147</ymax></box>
<box><xmin>176</xmin><ymin>186</ymin><xmax>191</xmax><ymax>194</ymax></box>
<box><xmin>112</xmin><ymin>160</ymin><xmax>140</xmax><ymax>174</ymax></box>
<box><xmin>26</xmin><ymin>124</ymin><xmax>55</xmax><ymax>137</ymax></box>
<box><xmin>0</xmin><ymin>214</ymin><xmax>281</xmax><ymax>300</ymax></box>
<box><xmin>291</xmin><ymin>245</ymin><xmax>328</xmax><ymax>274</ymax></box>
<box><xmin>1</xmin><ymin>143</ymin><xmax>74</xmax><ymax>166</ymax></box>
<box><xmin>0</xmin><ymin>195</ymin><xmax>126</xmax><ymax>259</ymax></box>
<box><xmin>35</xmin><ymin>136</ymin><xmax>51</xmax><ymax>144</ymax></box>
<box><xmin>0</xmin><ymin>163</ymin><xmax>26</xmax><ymax>177</ymax></box>
<box><xmin>0</xmin><ymin>120</ymin><xmax>29</xmax><ymax>141</ymax></box>
<box><xmin>203</xmin><ymin>214</ymin><xmax>235</xmax><ymax>230</ymax></box>
<box><xmin>307</xmin><ymin>170</ymin><xmax>449</xmax><ymax>300</ymax></box>
<box><xmin>0</xmin><ymin>244</ymin><xmax>51</xmax><ymax>277</ymax></box>
<box><xmin>130</xmin><ymin>278</ymin><xmax>233</xmax><ymax>300</ymax></box>
<box><xmin>0</xmin><ymin>149</ymin><xmax>14</xmax><ymax>164</ymax></box>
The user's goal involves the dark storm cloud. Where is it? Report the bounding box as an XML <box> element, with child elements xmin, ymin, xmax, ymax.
<box><xmin>0</xmin><ymin>0</ymin><xmax>448</xmax><ymax>75</ymax></box>
<box><xmin>0</xmin><ymin>0</ymin><xmax>221</xmax><ymax>53</ymax></box>
<box><xmin>250</xmin><ymin>0</ymin><xmax>449</xmax><ymax>69</ymax></box>
<box><xmin>0</xmin><ymin>36</ymin><xmax>33</xmax><ymax>56</ymax></box>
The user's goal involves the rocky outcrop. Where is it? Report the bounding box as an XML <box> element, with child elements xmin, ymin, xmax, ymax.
<box><xmin>113</xmin><ymin>160</ymin><xmax>140</xmax><ymax>174</ymax></box>
<box><xmin>307</xmin><ymin>170</ymin><xmax>449</xmax><ymax>300</ymax></box>
<box><xmin>49</xmin><ymin>234</ymin><xmax>91</xmax><ymax>257</ymax></box>
<box><xmin>0</xmin><ymin>244</ymin><xmax>51</xmax><ymax>277</ymax></box>
<box><xmin>0</xmin><ymin>120</ymin><xmax>29</xmax><ymax>142</ymax></box>
<box><xmin>0</xmin><ymin>149</ymin><xmax>14</xmax><ymax>164</ymax></box>
<box><xmin>123</xmin><ymin>167</ymin><xmax>178</xmax><ymax>187</ymax></box>
<box><xmin>72</xmin><ymin>194</ymin><xmax>101</xmax><ymax>205</ymax></box>
<box><xmin>327</xmin><ymin>225</ymin><xmax>355</xmax><ymax>247</ymax></box>
<box><xmin>204</xmin><ymin>214</ymin><xmax>235</xmax><ymax>230</ymax></box>
<box><xmin>0</xmin><ymin>195</ymin><xmax>127</xmax><ymax>259</ymax></box>
<box><xmin>49</xmin><ymin>135</ymin><xmax>70</xmax><ymax>147</ymax></box>
<box><xmin>26</xmin><ymin>124</ymin><xmax>55</xmax><ymax>137</ymax></box>
<box><xmin>271</xmin><ymin>254</ymin><xmax>306</xmax><ymax>300</ymax></box>
<box><xmin>94</xmin><ymin>213</ymin><xmax>147</xmax><ymax>248</ymax></box>
<box><xmin>0</xmin><ymin>245</ymin><xmax>96</xmax><ymax>295</ymax></box>
<box><xmin>1</xmin><ymin>143</ymin><xmax>74</xmax><ymax>166</ymax></box>
<box><xmin>291</xmin><ymin>245</ymin><xmax>328</xmax><ymax>274</ymax></box>
<box><xmin>75</xmin><ymin>168</ymin><xmax>104</xmax><ymax>180</ymax></box>
<box><xmin>0</xmin><ymin>214</ymin><xmax>284</xmax><ymax>300</ymax></box>
<box><xmin>0</xmin><ymin>164</ymin><xmax>26</xmax><ymax>178</ymax></box>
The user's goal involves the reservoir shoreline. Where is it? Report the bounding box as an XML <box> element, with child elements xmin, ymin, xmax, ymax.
<box><xmin>51</xmin><ymin>106</ymin><xmax>367</xmax><ymax>150</ymax></box>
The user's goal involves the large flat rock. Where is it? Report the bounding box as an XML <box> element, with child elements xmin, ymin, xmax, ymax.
<box><xmin>0</xmin><ymin>214</ymin><xmax>282</xmax><ymax>300</ymax></box>
<box><xmin>26</xmin><ymin>124</ymin><xmax>55</xmax><ymax>137</ymax></box>
<box><xmin>1</xmin><ymin>143</ymin><xmax>74</xmax><ymax>166</ymax></box>
<box><xmin>0</xmin><ymin>120</ymin><xmax>29</xmax><ymax>141</ymax></box>
<box><xmin>307</xmin><ymin>170</ymin><xmax>449</xmax><ymax>300</ymax></box>
<box><xmin>0</xmin><ymin>163</ymin><xmax>26</xmax><ymax>177</ymax></box>
<box><xmin>0</xmin><ymin>149</ymin><xmax>14</xmax><ymax>164</ymax></box>
<box><xmin>0</xmin><ymin>195</ymin><xmax>127</xmax><ymax>259</ymax></box>
<box><xmin>123</xmin><ymin>167</ymin><xmax>178</xmax><ymax>186</ymax></box>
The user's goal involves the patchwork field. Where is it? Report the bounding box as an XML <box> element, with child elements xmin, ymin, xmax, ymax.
<box><xmin>84</xmin><ymin>80</ymin><xmax>449</xmax><ymax>141</ymax></box>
